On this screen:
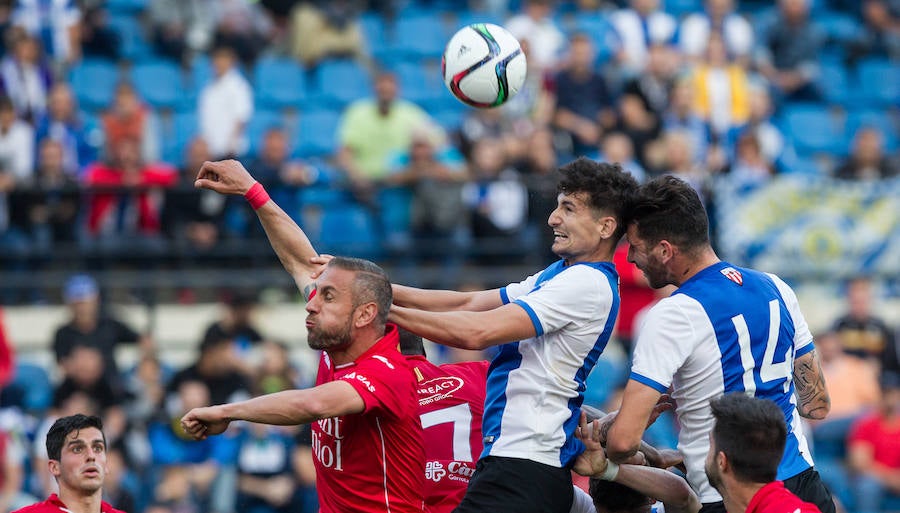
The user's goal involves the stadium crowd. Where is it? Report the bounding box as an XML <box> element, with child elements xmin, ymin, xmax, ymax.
<box><xmin>0</xmin><ymin>0</ymin><xmax>897</xmax><ymax>512</ymax></box>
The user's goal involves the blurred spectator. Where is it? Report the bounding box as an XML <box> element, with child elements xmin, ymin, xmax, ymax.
<box><xmin>34</xmin><ymin>83</ymin><xmax>99</xmax><ymax>176</ymax></box>
<box><xmin>336</xmin><ymin>72</ymin><xmax>431</xmax><ymax>199</ymax></box>
<box><xmin>657</xmin><ymin>129</ymin><xmax>709</xmax><ymax>201</ymax></box>
<box><xmin>0</xmin><ymin>425</ymin><xmax>35</xmax><ymax>511</ymax></box>
<box><xmin>246</xmin><ymin>127</ymin><xmax>317</xmax><ymax>231</ymax></box>
<box><xmin>386</xmin><ymin>125</ymin><xmax>468</xmax><ymax>287</ymax></box>
<box><xmin>83</xmin><ymin>138</ymin><xmax>177</xmax><ymax>251</ymax></box>
<box><xmin>162</xmin><ymin>137</ymin><xmax>226</xmax><ymax>254</ymax></box>
<box><xmin>103</xmin><ymin>443</ymin><xmax>137</xmax><ymax>513</ymax></box>
<box><xmin>0</xmin><ymin>32</ymin><xmax>52</xmax><ymax>123</ymax></box>
<box><xmin>462</xmin><ymin>138</ymin><xmax>528</xmax><ymax>263</ymax></box>
<box><xmin>848</xmin><ymin>372</ymin><xmax>900</xmax><ymax>512</ymax></box>
<box><xmin>594</xmin><ymin>132</ymin><xmax>646</xmax><ymax>182</ymax></box>
<box><xmin>102</xmin><ymin>83</ymin><xmax>160</xmax><ymax>165</ymax></box>
<box><xmin>505</xmin><ymin>0</ymin><xmax>565</xmax><ymax>74</ymax></box>
<box><xmin>659</xmin><ymin>79</ymin><xmax>709</xmax><ymax>166</ymax></box>
<box><xmin>79</xmin><ymin>5</ymin><xmax>120</xmax><ymax>61</ymax></box>
<box><xmin>124</xmin><ymin>354</ymin><xmax>168</xmax><ymax>427</ymax></box>
<box><xmin>756</xmin><ymin>0</ymin><xmax>823</xmax><ymax>103</ymax></box>
<box><xmin>166</xmin><ymin>331</ymin><xmax>253</xmax><ymax>407</ymax></box>
<box><xmin>816</xmin><ymin>330</ymin><xmax>880</xmax><ymax>422</ymax></box>
<box><xmin>255</xmin><ymin>340</ymin><xmax>301</xmax><ymax>395</ymax></box>
<box><xmin>289</xmin><ymin>0</ymin><xmax>365</xmax><ymax>68</ymax></box>
<box><xmin>723</xmin><ymin>131</ymin><xmax>775</xmax><ymax>186</ymax></box>
<box><xmin>235</xmin><ymin>423</ymin><xmax>302</xmax><ymax>513</ymax></box>
<box><xmin>609</xmin><ymin>0</ymin><xmax>677</xmax><ymax>76</ymax></box>
<box><xmin>148</xmin><ymin>0</ymin><xmax>218</xmax><ymax>64</ymax></box>
<box><xmin>0</xmin><ymin>95</ymin><xmax>34</xmax><ymax>181</ymax></box>
<box><xmin>848</xmin><ymin>0</ymin><xmax>900</xmax><ymax>61</ymax></box>
<box><xmin>832</xmin><ymin>276</ymin><xmax>897</xmax><ymax>366</ymax></box>
<box><xmin>291</xmin><ymin>425</ymin><xmax>318</xmax><ymax>513</ymax></box>
<box><xmin>615</xmin><ymin>93</ymin><xmax>660</xmax><ymax>170</ymax></box>
<box><xmin>202</xmin><ymin>289</ymin><xmax>264</xmax><ymax>364</ymax></box>
<box><xmin>213</xmin><ymin>0</ymin><xmax>273</xmax><ymax>67</ymax></box>
<box><xmin>515</xmin><ymin>127</ymin><xmax>559</xmax><ymax>263</ymax></box>
<box><xmin>500</xmin><ymin>39</ymin><xmax>555</xmax><ymax>137</ymax></box>
<box><xmin>622</xmin><ymin>43</ymin><xmax>679</xmax><ymax>124</ymax></box>
<box><xmin>52</xmin><ymin>273</ymin><xmax>153</xmax><ymax>386</ymax></box>
<box><xmin>549</xmin><ymin>33</ymin><xmax>615</xmax><ymax>156</ymax></box>
<box><xmin>11</xmin><ymin>0</ymin><xmax>81</xmax><ymax>65</ymax></box>
<box><xmin>199</xmin><ymin>46</ymin><xmax>253</xmax><ymax>159</ymax></box>
<box><xmin>7</xmin><ymin>138</ymin><xmax>80</xmax><ymax>256</ymax></box>
<box><xmin>150</xmin><ymin>379</ymin><xmax>238</xmax><ymax>513</ymax></box>
<box><xmin>834</xmin><ymin>127</ymin><xmax>899</xmax><ymax>180</ymax></box>
<box><xmin>458</xmin><ymin>107</ymin><xmax>520</xmax><ymax>162</ymax></box>
<box><xmin>689</xmin><ymin>33</ymin><xmax>750</xmax><ymax>139</ymax></box>
<box><xmin>724</xmin><ymin>84</ymin><xmax>790</xmax><ymax>165</ymax></box>
<box><xmin>679</xmin><ymin>0</ymin><xmax>753</xmax><ymax>63</ymax></box>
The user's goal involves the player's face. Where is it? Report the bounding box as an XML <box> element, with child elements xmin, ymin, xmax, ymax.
<box><xmin>305</xmin><ymin>267</ymin><xmax>356</xmax><ymax>352</ymax></box>
<box><xmin>626</xmin><ymin>224</ymin><xmax>671</xmax><ymax>289</ymax></box>
<box><xmin>50</xmin><ymin>427</ymin><xmax>108</xmax><ymax>496</ymax></box>
<box><xmin>548</xmin><ymin>192</ymin><xmax>608</xmax><ymax>263</ymax></box>
<box><xmin>704</xmin><ymin>432</ymin><xmax>724</xmax><ymax>492</ymax></box>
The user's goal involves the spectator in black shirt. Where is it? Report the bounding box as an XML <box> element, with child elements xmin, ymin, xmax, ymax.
<box><xmin>832</xmin><ymin>276</ymin><xmax>897</xmax><ymax>371</ymax></box>
<box><xmin>756</xmin><ymin>0</ymin><xmax>824</xmax><ymax>103</ymax></box>
<box><xmin>166</xmin><ymin>329</ymin><xmax>253</xmax><ymax>407</ymax></box>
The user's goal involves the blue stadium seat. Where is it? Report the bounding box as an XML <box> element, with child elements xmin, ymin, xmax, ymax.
<box><xmin>781</xmin><ymin>105</ymin><xmax>846</xmax><ymax>156</ymax></box>
<box><xmin>858</xmin><ymin>59</ymin><xmax>900</xmax><ymax>106</ymax></box>
<box><xmin>108</xmin><ymin>14</ymin><xmax>152</xmax><ymax>61</ymax></box>
<box><xmin>318</xmin><ymin>205</ymin><xmax>381</xmax><ymax>258</ymax></box>
<box><xmin>254</xmin><ymin>57</ymin><xmax>307</xmax><ymax>109</ymax></box>
<box><xmin>132</xmin><ymin>61</ymin><xmax>185</xmax><ymax>109</ymax></box>
<box><xmin>393</xmin><ymin>15</ymin><xmax>448</xmax><ymax>60</ymax></box>
<box><xmin>313</xmin><ymin>60</ymin><xmax>372</xmax><ymax>107</ymax></box>
<box><xmin>570</xmin><ymin>14</ymin><xmax>619</xmax><ymax>64</ymax></box>
<box><xmin>818</xmin><ymin>62</ymin><xmax>851</xmax><ymax>106</ymax></box>
<box><xmin>161</xmin><ymin>111</ymin><xmax>198</xmax><ymax>164</ymax></box>
<box><xmin>377</xmin><ymin>187</ymin><xmax>413</xmax><ymax>240</ymax></box>
<box><xmin>360</xmin><ymin>14</ymin><xmax>390</xmax><ymax>63</ymax></box>
<box><xmin>432</xmin><ymin>108</ymin><xmax>465</xmax><ymax>131</ymax></box>
<box><xmin>583</xmin><ymin>357</ymin><xmax>628</xmax><ymax>409</ymax></box>
<box><xmin>845</xmin><ymin>109</ymin><xmax>899</xmax><ymax>152</ymax></box>
<box><xmin>246</xmin><ymin>110</ymin><xmax>287</xmax><ymax>158</ymax></box>
<box><xmin>663</xmin><ymin>0</ymin><xmax>703</xmax><ymax>18</ymax></box>
<box><xmin>813</xmin><ymin>12</ymin><xmax>863</xmax><ymax>49</ymax></box>
<box><xmin>106</xmin><ymin>0</ymin><xmax>148</xmax><ymax>13</ymax></box>
<box><xmin>70</xmin><ymin>59</ymin><xmax>120</xmax><ymax>111</ymax></box>
<box><xmin>295</xmin><ymin>110</ymin><xmax>341</xmax><ymax>157</ymax></box>
<box><xmin>392</xmin><ymin>62</ymin><xmax>446</xmax><ymax>109</ymax></box>
<box><xmin>12</xmin><ymin>362</ymin><xmax>52</xmax><ymax>413</ymax></box>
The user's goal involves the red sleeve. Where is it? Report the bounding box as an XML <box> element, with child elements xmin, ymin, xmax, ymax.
<box><xmin>339</xmin><ymin>356</ymin><xmax>414</xmax><ymax>420</ymax></box>
<box><xmin>0</xmin><ymin>309</ymin><xmax>14</xmax><ymax>387</ymax></box>
<box><xmin>847</xmin><ymin>415</ymin><xmax>878</xmax><ymax>446</ymax></box>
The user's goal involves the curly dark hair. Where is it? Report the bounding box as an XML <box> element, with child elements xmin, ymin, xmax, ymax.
<box><xmin>557</xmin><ymin>157</ymin><xmax>640</xmax><ymax>241</ymax></box>
<box><xmin>627</xmin><ymin>175</ymin><xmax>710</xmax><ymax>251</ymax></box>
<box><xmin>46</xmin><ymin>414</ymin><xmax>105</xmax><ymax>462</ymax></box>
<box><xmin>589</xmin><ymin>477</ymin><xmax>651</xmax><ymax>511</ymax></box>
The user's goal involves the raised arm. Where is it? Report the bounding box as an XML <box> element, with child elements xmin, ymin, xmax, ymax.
<box><xmin>389</xmin><ymin>303</ymin><xmax>535</xmax><ymax>350</ymax></box>
<box><xmin>391</xmin><ymin>284</ymin><xmax>504</xmax><ymax>312</ymax></box>
<box><xmin>793</xmin><ymin>349</ymin><xmax>831</xmax><ymax>420</ymax></box>
<box><xmin>194</xmin><ymin>160</ymin><xmax>319</xmax><ymax>294</ymax></box>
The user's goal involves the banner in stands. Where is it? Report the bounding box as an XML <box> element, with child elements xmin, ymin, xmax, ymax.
<box><xmin>715</xmin><ymin>175</ymin><xmax>900</xmax><ymax>279</ymax></box>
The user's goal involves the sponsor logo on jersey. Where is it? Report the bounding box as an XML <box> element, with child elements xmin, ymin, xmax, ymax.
<box><xmin>720</xmin><ymin>266</ymin><xmax>743</xmax><ymax>286</ymax></box>
<box><xmin>417</xmin><ymin>376</ymin><xmax>465</xmax><ymax>405</ymax></box>
<box><xmin>372</xmin><ymin>355</ymin><xmax>395</xmax><ymax>369</ymax></box>
<box><xmin>343</xmin><ymin>371</ymin><xmax>376</xmax><ymax>393</ymax></box>
<box><xmin>425</xmin><ymin>461</ymin><xmax>446</xmax><ymax>482</ymax></box>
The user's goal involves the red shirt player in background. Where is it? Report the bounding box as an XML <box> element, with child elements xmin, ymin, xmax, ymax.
<box><xmin>705</xmin><ymin>394</ymin><xmax>821</xmax><ymax>513</ymax></box>
<box><xmin>397</xmin><ymin>329</ymin><xmax>489</xmax><ymax>513</ymax></box>
<box><xmin>181</xmin><ymin>160</ymin><xmax>425</xmax><ymax>513</ymax></box>
<box><xmin>14</xmin><ymin>414</ymin><xmax>126</xmax><ymax>513</ymax></box>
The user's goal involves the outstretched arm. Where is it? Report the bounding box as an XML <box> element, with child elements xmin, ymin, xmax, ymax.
<box><xmin>195</xmin><ymin>160</ymin><xmax>319</xmax><ymax>294</ymax></box>
<box><xmin>606</xmin><ymin>380</ymin><xmax>663</xmax><ymax>463</ymax></box>
<box><xmin>389</xmin><ymin>303</ymin><xmax>535</xmax><ymax>350</ymax></box>
<box><xmin>391</xmin><ymin>284</ymin><xmax>504</xmax><ymax>312</ymax></box>
<box><xmin>793</xmin><ymin>349</ymin><xmax>830</xmax><ymax>420</ymax></box>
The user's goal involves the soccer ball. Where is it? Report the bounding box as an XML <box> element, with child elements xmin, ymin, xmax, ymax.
<box><xmin>442</xmin><ymin>23</ymin><xmax>527</xmax><ymax>108</ymax></box>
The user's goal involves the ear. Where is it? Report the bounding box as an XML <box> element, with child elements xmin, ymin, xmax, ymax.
<box><xmin>48</xmin><ymin>460</ymin><xmax>60</xmax><ymax>478</ymax></box>
<box><xmin>716</xmin><ymin>450</ymin><xmax>729</xmax><ymax>473</ymax></box>
<box><xmin>597</xmin><ymin>216</ymin><xmax>618</xmax><ymax>240</ymax></box>
<box><xmin>353</xmin><ymin>302</ymin><xmax>379</xmax><ymax>328</ymax></box>
<box><xmin>657</xmin><ymin>239</ymin><xmax>676</xmax><ymax>263</ymax></box>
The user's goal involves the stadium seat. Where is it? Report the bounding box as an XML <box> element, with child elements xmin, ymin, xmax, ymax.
<box><xmin>360</xmin><ymin>13</ymin><xmax>390</xmax><ymax>63</ymax></box>
<box><xmin>69</xmin><ymin>59</ymin><xmax>121</xmax><ymax>111</ymax></box>
<box><xmin>392</xmin><ymin>62</ymin><xmax>446</xmax><ymax>109</ymax></box>
<box><xmin>106</xmin><ymin>0</ymin><xmax>148</xmax><ymax>13</ymax></box>
<box><xmin>11</xmin><ymin>362</ymin><xmax>53</xmax><ymax>413</ymax></box>
<box><xmin>313</xmin><ymin>60</ymin><xmax>372</xmax><ymax>107</ymax></box>
<box><xmin>246</xmin><ymin>110</ymin><xmax>288</xmax><ymax>158</ymax></box>
<box><xmin>131</xmin><ymin>61</ymin><xmax>185</xmax><ymax>110</ymax></box>
<box><xmin>781</xmin><ymin>105</ymin><xmax>846</xmax><ymax>156</ymax></box>
<box><xmin>569</xmin><ymin>14</ymin><xmax>618</xmax><ymax>65</ymax></box>
<box><xmin>663</xmin><ymin>0</ymin><xmax>703</xmax><ymax>18</ymax></box>
<box><xmin>393</xmin><ymin>14</ymin><xmax>448</xmax><ymax>60</ymax></box>
<box><xmin>857</xmin><ymin>59</ymin><xmax>900</xmax><ymax>106</ymax></box>
<box><xmin>845</xmin><ymin>109</ymin><xmax>899</xmax><ymax>152</ymax></box>
<box><xmin>161</xmin><ymin>111</ymin><xmax>198</xmax><ymax>164</ymax></box>
<box><xmin>377</xmin><ymin>187</ymin><xmax>413</xmax><ymax>240</ymax></box>
<box><xmin>254</xmin><ymin>56</ymin><xmax>307</xmax><ymax>109</ymax></box>
<box><xmin>295</xmin><ymin>109</ymin><xmax>341</xmax><ymax>157</ymax></box>
<box><xmin>813</xmin><ymin>12</ymin><xmax>863</xmax><ymax>49</ymax></box>
<box><xmin>108</xmin><ymin>13</ymin><xmax>152</xmax><ymax>61</ymax></box>
<box><xmin>818</xmin><ymin>62</ymin><xmax>851</xmax><ymax>106</ymax></box>
<box><xmin>317</xmin><ymin>204</ymin><xmax>382</xmax><ymax>258</ymax></box>
<box><xmin>432</xmin><ymin>108</ymin><xmax>465</xmax><ymax>131</ymax></box>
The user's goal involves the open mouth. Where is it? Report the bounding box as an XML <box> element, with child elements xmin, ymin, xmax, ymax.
<box><xmin>553</xmin><ymin>231</ymin><xmax>568</xmax><ymax>242</ymax></box>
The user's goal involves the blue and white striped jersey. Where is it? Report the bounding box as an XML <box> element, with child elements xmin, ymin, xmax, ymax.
<box><xmin>490</xmin><ymin>260</ymin><xmax>620</xmax><ymax>468</ymax></box>
<box><xmin>631</xmin><ymin>262</ymin><xmax>815</xmax><ymax>503</ymax></box>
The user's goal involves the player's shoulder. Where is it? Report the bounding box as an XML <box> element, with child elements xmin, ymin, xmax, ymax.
<box><xmin>440</xmin><ymin>360</ymin><xmax>490</xmax><ymax>382</ymax></box>
<box><xmin>12</xmin><ymin>498</ymin><xmax>57</xmax><ymax>513</ymax></box>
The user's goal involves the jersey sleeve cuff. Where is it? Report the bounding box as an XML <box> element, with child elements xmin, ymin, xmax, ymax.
<box><xmin>795</xmin><ymin>340</ymin><xmax>815</xmax><ymax>358</ymax></box>
<box><xmin>629</xmin><ymin>372</ymin><xmax>669</xmax><ymax>394</ymax></box>
<box><xmin>500</xmin><ymin>287</ymin><xmax>510</xmax><ymax>305</ymax></box>
<box><xmin>513</xmin><ymin>299</ymin><xmax>544</xmax><ymax>337</ymax></box>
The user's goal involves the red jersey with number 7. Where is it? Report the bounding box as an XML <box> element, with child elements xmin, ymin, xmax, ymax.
<box><xmin>408</xmin><ymin>356</ymin><xmax>489</xmax><ymax>513</ymax></box>
<box><xmin>313</xmin><ymin>324</ymin><xmax>426</xmax><ymax>513</ymax></box>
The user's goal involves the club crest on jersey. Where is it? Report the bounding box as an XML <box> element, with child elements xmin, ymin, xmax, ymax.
<box><xmin>720</xmin><ymin>267</ymin><xmax>743</xmax><ymax>286</ymax></box>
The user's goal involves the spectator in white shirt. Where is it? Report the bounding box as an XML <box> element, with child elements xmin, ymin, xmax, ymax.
<box><xmin>0</xmin><ymin>96</ymin><xmax>35</xmax><ymax>182</ymax></box>
<box><xmin>679</xmin><ymin>0</ymin><xmax>754</xmax><ymax>64</ymax></box>
<box><xmin>199</xmin><ymin>45</ymin><xmax>253</xmax><ymax>159</ymax></box>
<box><xmin>610</xmin><ymin>0</ymin><xmax>677</xmax><ymax>76</ymax></box>
<box><xmin>11</xmin><ymin>0</ymin><xmax>81</xmax><ymax>65</ymax></box>
<box><xmin>505</xmin><ymin>0</ymin><xmax>565</xmax><ymax>74</ymax></box>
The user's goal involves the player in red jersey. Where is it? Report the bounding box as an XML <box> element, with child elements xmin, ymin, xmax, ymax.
<box><xmin>180</xmin><ymin>160</ymin><xmax>425</xmax><ymax>513</ymax></box>
<box><xmin>398</xmin><ymin>330</ymin><xmax>489</xmax><ymax>513</ymax></box>
<box><xmin>705</xmin><ymin>394</ymin><xmax>820</xmax><ymax>513</ymax></box>
<box><xmin>14</xmin><ymin>415</ymin><xmax>126</xmax><ymax>513</ymax></box>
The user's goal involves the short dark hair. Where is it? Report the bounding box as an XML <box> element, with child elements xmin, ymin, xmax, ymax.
<box><xmin>710</xmin><ymin>394</ymin><xmax>786</xmax><ymax>484</ymax></box>
<box><xmin>46</xmin><ymin>414</ymin><xmax>105</xmax><ymax>461</ymax></box>
<box><xmin>590</xmin><ymin>478</ymin><xmax>650</xmax><ymax>511</ymax></box>
<box><xmin>398</xmin><ymin>328</ymin><xmax>426</xmax><ymax>357</ymax></box>
<box><xmin>327</xmin><ymin>257</ymin><xmax>392</xmax><ymax>328</ymax></box>
<box><xmin>627</xmin><ymin>175</ymin><xmax>710</xmax><ymax>251</ymax></box>
<box><xmin>557</xmin><ymin>158</ymin><xmax>639</xmax><ymax>241</ymax></box>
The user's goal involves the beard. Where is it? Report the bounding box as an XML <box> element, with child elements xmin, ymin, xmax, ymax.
<box><xmin>307</xmin><ymin>321</ymin><xmax>352</xmax><ymax>351</ymax></box>
<box><xmin>705</xmin><ymin>458</ymin><xmax>723</xmax><ymax>492</ymax></box>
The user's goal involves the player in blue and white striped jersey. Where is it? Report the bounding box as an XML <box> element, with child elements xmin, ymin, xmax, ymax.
<box><xmin>391</xmin><ymin>158</ymin><xmax>639</xmax><ymax>513</ymax></box>
<box><xmin>605</xmin><ymin>176</ymin><xmax>834</xmax><ymax>513</ymax></box>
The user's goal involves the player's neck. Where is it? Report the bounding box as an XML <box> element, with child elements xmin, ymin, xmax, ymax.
<box><xmin>57</xmin><ymin>489</ymin><xmax>103</xmax><ymax>513</ymax></box>
<box><xmin>564</xmin><ymin>243</ymin><xmax>616</xmax><ymax>266</ymax></box>
<box><xmin>721</xmin><ymin>480</ymin><xmax>766</xmax><ymax>513</ymax></box>
<box><xmin>671</xmin><ymin>246</ymin><xmax>720</xmax><ymax>286</ymax></box>
<box><xmin>327</xmin><ymin>328</ymin><xmax>383</xmax><ymax>366</ymax></box>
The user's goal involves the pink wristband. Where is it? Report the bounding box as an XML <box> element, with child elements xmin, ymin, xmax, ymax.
<box><xmin>244</xmin><ymin>182</ymin><xmax>270</xmax><ymax>210</ymax></box>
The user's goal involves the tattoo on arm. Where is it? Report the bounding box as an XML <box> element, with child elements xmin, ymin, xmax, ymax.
<box><xmin>793</xmin><ymin>350</ymin><xmax>830</xmax><ymax>419</ymax></box>
<box><xmin>303</xmin><ymin>283</ymin><xmax>315</xmax><ymax>302</ymax></box>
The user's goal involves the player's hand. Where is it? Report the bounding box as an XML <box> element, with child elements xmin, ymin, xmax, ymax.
<box><xmin>648</xmin><ymin>448</ymin><xmax>684</xmax><ymax>470</ymax></box>
<box><xmin>647</xmin><ymin>394</ymin><xmax>675</xmax><ymax>427</ymax></box>
<box><xmin>195</xmin><ymin>160</ymin><xmax>256</xmax><ymax>195</ymax></box>
<box><xmin>309</xmin><ymin>254</ymin><xmax>335</xmax><ymax>279</ymax></box>
<box><xmin>573</xmin><ymin>412</ymin><xmax>611</xmax><ymax>477</ymax></box>
<box><xmin>180</xmin><ymin>406</ymin><xmax>230</xmax><ymax>440</ymax></box>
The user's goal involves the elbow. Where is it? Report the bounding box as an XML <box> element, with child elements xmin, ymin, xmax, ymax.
<box><xmin>606</xmin><ymin>432</ymin><xmax>640</xmax><ymax>463</ymax></box>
